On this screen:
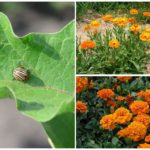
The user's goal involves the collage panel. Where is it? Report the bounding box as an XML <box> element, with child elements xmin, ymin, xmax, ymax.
<box><xmin>76</xmin><ymin>2</ymin><xmax>150</xmax><ymax>74</ymax></box>
<box><xmin>0</xmin><ymin>2</ymin><xmax>75</xmax><ymax>148</ymax></box>
<box><xmin>76</xmin><ymin>76</ymin><xmax>150</xmax><ymax>148</ymax></box>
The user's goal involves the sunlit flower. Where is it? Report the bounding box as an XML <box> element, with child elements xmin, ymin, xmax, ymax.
<box><xmin>109</xmin><ymin>39</ymin><xmax>120</xmax><ymax>48</ymax></box>
<box><xmin>90</xmin><ymin>20</ymin><xmax>100</xmax><ymax>27</ymax></box>
<box><xmin>117</xmin><ymin>76</ymin><xmax>132</xmax><ymax>82</ymax></box>
<box><xmin>97</xmin><ymin>89</ymin><xmax>115</xmax><ymax>100</ymax></box>
<box><xmin>100</xmin><ymin>114</ymin><xmax>116</xmax><ymax>130</ymax></box>
<box><xmin>137</xmin><ymin>143</ymin><xmax>150</xmax><ymax>148</ymax></box>
<box><xmin>130</xmin><ymin>9</ymin><xmax>138</xmax><ymax>15</ymax></box>
<box><xmin>143</xmin><ymin>12</ymin><xmax>150</xmax><ymax>17</ymax></box>
<box><xmin>76</xmin><ymin>77</ymin><xmax>88</xmax><ymax>93</ymax></box>
<box><xmin>80</xmin><ymin>40</ymin><xmax>96</xmax><ymax>49</ymax></box>
<box><xmin>76</xmin><ymin>100</ymin><xmax>87</xmax><ymax>113</ymax></box>
<box><xmin>116</xmin><ymin>96</ymin><xmax>126</xmax><ymax>101</ymax></box>
<box><xmin>134</xmin><ymin>114</ymin><xmax>150</xmax><ymax>128</ymax></box>
<box><xmin>145</xmin><ymin>134</ymin><xmax>150</xmax><ymax>143</ymax></box>
<box><xmin>130</xmin><ymin>100</ymin><xmax>149</xmax><ymax>114</ymax></box>
<box><xmin>130</xmin><ymin>24</ymin><xmax>141</xmax><ymax>33</ymax></box>
<box><xmin>102</xmin><ymin>15</ymin><xmax>113</xmax><ymax>21</ymax></box>
<box><xmin>114</xmin><ymin>107</ymin><xmax>132</xmax><ymax>125</ymax></box>
<box><xmin>112</xmin><ymin>17</ymin><xmax>129</xmax><ymax>26</ymax></box>
<box><xmin>140</xmin><ymin>31</ymin><xmax>150</xmax><ymax>42</ymax></box>
<box><xmin>117</xmin><ymin>121</ymin><xmax>147</xmax><ymax>142</ymax></box>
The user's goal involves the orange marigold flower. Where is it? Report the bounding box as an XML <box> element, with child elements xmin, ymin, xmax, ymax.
<box><xmin>83</xmin><ymin>24</ymin><xmax>91</xmax><ymax>31</ymax></box>
<box><xmin>80</xmin><ymin>40</ymin><xmax>96</xmax><ymax>49</ymax></box>
<box><xmin>143</xmin><ymin>12</ymin><xmax>150</xmax><ymax>17</ymax></box>
<box><xmin>113</xmin><ymin>107</ymin><xmax>132</xmax><ymax>125</ymax></box>
<box><xmin>130</xmin><ymin>100</ymin><xmax>149</xmax><ymax>114</ymax></box>
<box><xmin>89</xmin><ymin>80</ymin><xmax>94</xmax><ymax>89</ymax></box>
<box><xmin>128</xmin><ymin>17</ymin><xmax>136</xmax><ymax>23</ymax></box>
<box><xmin>90</xmin><ymin>20</ymin><xmax>100</xmax><ymax>27</ymax></box>
<box><xmin>102</xmin><ymin>15</ymin><xmax>113</xmax><ymax>21</ymax></box>
<box><xmin>100</xmin><ymin>114</ymin><xmax>116</xmax><ymax>130</ymax></box>
<box><xmin>138</xmin><ymin>143</ymin><xmax>150</xmax><ymax>148</ymax></box>
<box><xmin>130</xmin><ymin>24</ymin><xmax>141</xmax><ymax>33</ymax></box>
<box><xmin>140</xmin><ymin>31</ymin><xmax>150</xmax><ymax>42</ymax></box>
<box><xmin>145</xmin><ymin>134</ymin><xmax>150</xmax><ymax>143</ymax></box>
<box><xmin>76</xmin><ymin>77</ymin><xmax>88</xmax><ymax>93</ymax></box>
<box><xmin>109</xmin><ymin>39</ymin><xmax>120</xmax><ymax>48</ymax></box>
<box><xmin>97</xmin><ymin>89</ymin><xmax>115</xmax><ymax>100</ymax></box>
<box><xmin>125</xmin><ymin>94</ymin><xmax>134</xmax><ymax>104</ymax></box>
<box><xmin>134</xmin><ymin>114</ymin><xmax>150</xmax><ymax>127</ymax></box>
<box><xmin>117</xmin><ymin>76</ymin><xmax>132</xmax><ymax>82</ymax></box>
<box><xmin>76</xmin><ymin>100</ymin><xmax>87</xmax><ymax>113</ymax></box>
<box><xmin>116</xmin><ymin>96</ymin><xmax>126</xmax><ymax>101</ymax></box>
<box><xmin>130</xmin><ymin>9</ymin><xmax>138</xmax><ymax>15</ymax></box>
<box><xmin>144</xmin><ymin>28</ymin><xmax>150</xmax><ymax>33</ymax></box>
<box><xmin>143</xmin><ymin>90</ymin><xmax>150</xmax><ymax>104</ymax></box>
<box><xmin>112</xmin><ymin>17</ymin><xmax>129</xmax><ymax>26</ymax></box>
<box><xmin>117</xmin><ymin>121</ymin><xmax>147</xmax><ymax>142</ymax></box>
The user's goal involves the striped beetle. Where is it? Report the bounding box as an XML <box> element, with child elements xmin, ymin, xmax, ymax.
<box><xmin>13</xmin><ymin>67</ymin><xmax>28</xmax><ymax>81</ymax></box>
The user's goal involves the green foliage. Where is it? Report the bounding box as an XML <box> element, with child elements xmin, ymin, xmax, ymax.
<box><xmin>76</xmin><ymin>77</ymin><xmax>150</xmax><ymax>148</ymax></box>
<box><xmin>0</xmin><ymin>12</ymin><xmax>75</xmax><ymax>148</ymax></box>
<box><xmin>77</xmin><ymin>2</ymin><xmax>150</xmax><ymax>20</ymax></box>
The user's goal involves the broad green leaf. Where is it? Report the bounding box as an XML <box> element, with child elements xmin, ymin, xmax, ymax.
<box><xmin>0</xmin><ymin>12</ymin><xmax>75</xmax><ymax>148</ymax></box>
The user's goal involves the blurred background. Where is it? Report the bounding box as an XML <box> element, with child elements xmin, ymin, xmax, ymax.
<box><xmin>0</xmin><ymin>2</ymin><xmax>74</xmax><ymax>148</ymax></box>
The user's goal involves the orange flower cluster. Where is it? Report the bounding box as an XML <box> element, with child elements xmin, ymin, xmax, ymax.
<box><xmin>130</xmin><ymin>100</ymin><xmax>149</xmax><ymax>114</ymax></box>
<box><xmin>116</xmin><ymin>96</ymin><xmax>126</xmax><ymax>101</ymax></box>
<box><xmin>76</xmin><ymin>77</ymin><xmax>94</xmax><ymax>93</ymax></box>
<box><xmin>130</xmin><ymin>9</ymin><xmax>138</xmax><ymax>15</ymax></box>
<box><xmin>109</xmin><ymin>39</ymin><xmax>120</xmax><ymax>48</ymax></box>
<box><xmin>97</xmin><ymin>89</ymin><xmax>115</xmax><ymax>100</ymax></box>
<box><xmin>130</xmin><ymin>24</ymin><xmax>141</xmax><ymax>33</ymax></box>
<box><xmin>80</xmin><ymin>40</ymin><xmax>96</xmax><ymax>49</ymax></box>
<box><xmin>102</xmin><ymin>15</ymin><xmax>113</xmax><ymax>21</ymax></box>
<box><xmin>76</xmin><ymin>100</ymin><xmax>87</xmax><ymax>113</ymax></box>
<box><xmin>145</xmin><ymin>134</ymin><xmax>150</xmax><ymax>143</ymax></box>
<box><xmin>117</xmin><ymin>121</ymin><xmax>147</xmax><ymax>142</ymax></box>
<box><xmin>137</xmin><ymin>89</ymin><xmax>150</xmax><ymax>104</ymax></box>
<box><xmin>143</xmin><ymin>12</ymin><xmax>150</xmax><ymax>17</ymax></box>
<box><xmin>117</xmin><ymin>76</ymin><xmax>132</xmax><ymax>82</ymax></box>
<box><xmin>76</xmin><ymin>77</ymin><xmax>88</xmax><ymax>93</ymax></box>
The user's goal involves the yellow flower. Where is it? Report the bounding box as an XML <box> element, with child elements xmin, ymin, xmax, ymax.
<box><xmin>117</xmin><ymin>121</ymin><xmax>147</xmax><ymax>142</ymax></box>
<box><xmin>130</xmin><ymin>24</ymin><xmax>141</xmax><ymax>33</ymax></box>
<box><xmin>140</xmin><ymin>31</ymin><xmax>150</xmax><ymax>42</ymax></box>
<box><xmin>100</xmin><ymin>114</ymin><xmax>116</xmax><ymax>130</ymax></box>
<box><xmin>112</xmin><ymin>17</ymin><xmax>129</xmax><ymax>26</ymax></box>
<box><xmin>109</xmin><ymin>39</ymin><xmax>120</xmax><ymax>48</ymax></box>
<box><xmin>138</xmin><ymin>143</ymin><xmax>150</xmax><ymax>148</ymax></box>
<box><xmin>113</xmin><ymin>107</ymin><xmax>132</xmax><ymax>125</ymax></box>
<box><xmin>130</xmin><ymin>100</ymin><xmax>149</xmax><ymax>115</ymax></box>
<box><xmin>130</xmin><ymin>9</ymin><xmax>138</xmax><ymax>15</ymax></box>
<box><xmin>90</xmin><ymin>20</ymin><xmax>100</xmax><ymax>27</ymax></box>
<box><xmin>102</xmin><ymin>15</ymin><xmax>113</xmax><ymax>21</ymax></box>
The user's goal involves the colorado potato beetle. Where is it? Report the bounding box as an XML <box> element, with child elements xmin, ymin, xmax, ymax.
<box><xmin>13</xmin><ymin>67</ymin><xmax>28</xmax><ymax>81</ymax></box>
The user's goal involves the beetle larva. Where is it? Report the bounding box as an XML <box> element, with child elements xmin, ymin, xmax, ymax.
<box><xmin>13</xmin><ymin>67</ymin><xmax>28</xmax><ymax>81</ymax></box>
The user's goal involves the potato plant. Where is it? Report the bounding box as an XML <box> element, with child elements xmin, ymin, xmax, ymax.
<box><xmin>0</xmin><ymin>12</ymin><xmax>75</xmax><ymax>148</ymax></box>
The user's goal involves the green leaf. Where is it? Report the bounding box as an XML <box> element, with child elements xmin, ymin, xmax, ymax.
<box><xmin>112</xmin><ymin>137</ymin><xmax>119</xmax><ymax>145</ymax></box>
<box><xmin>0</xmin><ymin>12</ymin><xmax>74</xmax><ymax>148</ymax></box>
